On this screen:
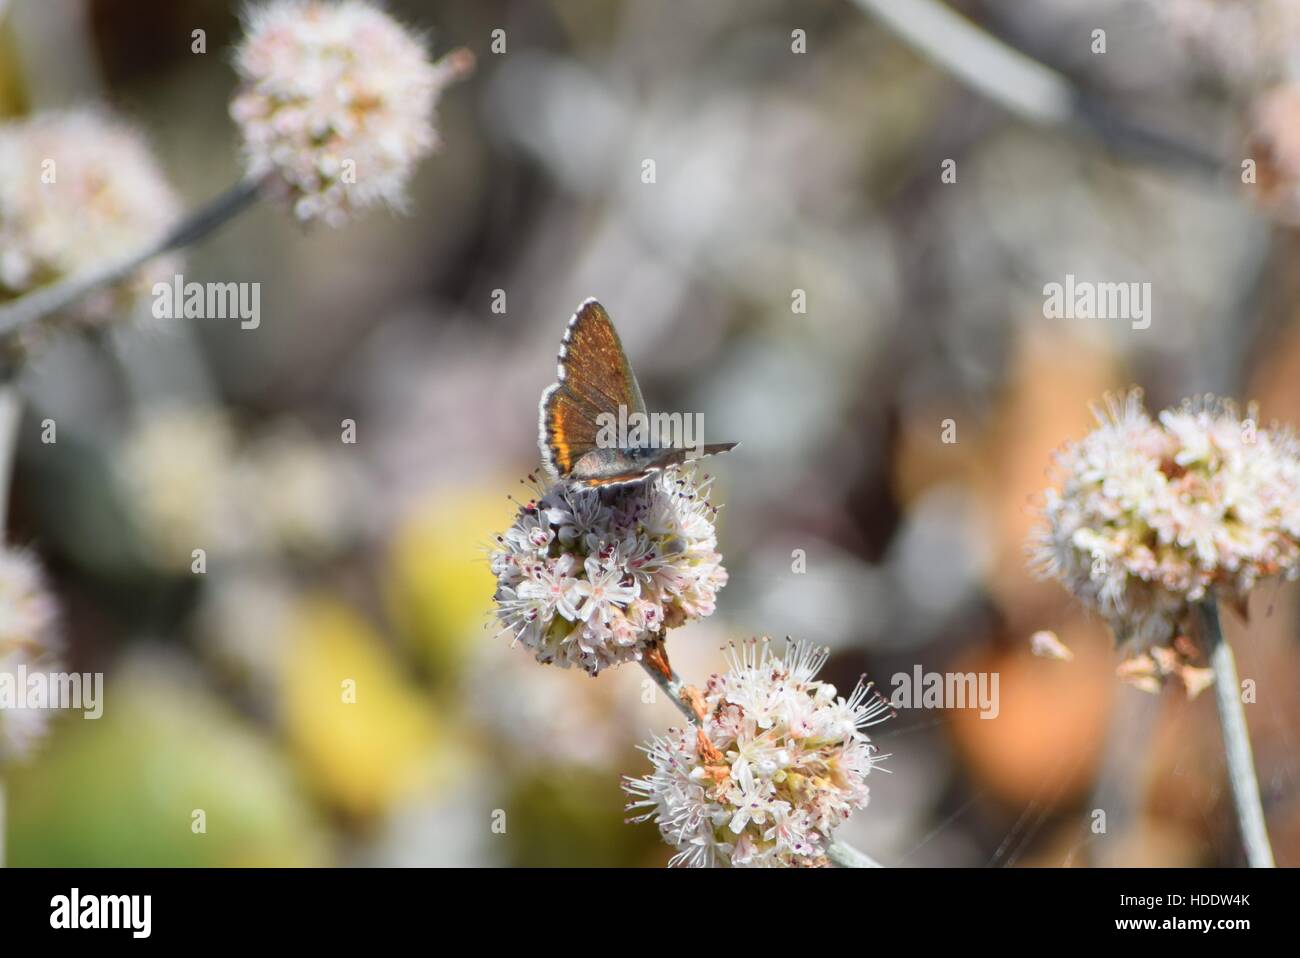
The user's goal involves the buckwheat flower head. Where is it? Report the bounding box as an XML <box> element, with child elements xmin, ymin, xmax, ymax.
<box><xmin>1144</xmin><ymin>0</ymin><xmax>1300</xmax><ymax>88</ymax></box>
<box><xmin>490</xmin><ymin>468</ymin><xmax>728</xmax><ymax>676</ymax></box>
<box><xmin>230</xmin><ymin>0</ymin><xmax>472</xmax><ymax>227</ymax></box>
<box><xmin>120</xmin><ymin>406</ymin><xmax>356</xmax><ymax>570</ymax></box>
<box><xmin>1032</xmin><ymin>390</ymin><xmax>1300</xmax><ymax>687</ymax></box>
<box><xmin>0</xmin><ymin>546</ymin><xmax>62</xmax><ymax>762</ymax></box>
<box><xmin>623</xmin><ymin>639</ymin><xmax>888</xmax><ymax>868</ymax></box>
<box><xmin>234</xmin><ymin>425</ymin><xmax>358</xmax><ymax>557</ymax></box>
<box><xmin>0</xmin><ymin>110</ymin><xmax>180</xmax><ymax>329</ymax></box>
<box><xmin>119</xmin><ymin>406</ymin><xmax>250</xmax><ymax>570</ymax></box>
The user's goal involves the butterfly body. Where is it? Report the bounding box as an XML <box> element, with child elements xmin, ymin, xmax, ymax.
<box><xmin>538</xmin><ymin>299</ymin><xmax>736</xmax><ymax>488</ymax></box>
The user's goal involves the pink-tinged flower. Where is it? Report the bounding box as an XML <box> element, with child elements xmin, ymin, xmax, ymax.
<box><xmin>623</xmin><ymin>638</ymin><xmax>889</xmax><ymax>868</ymax></box>
<box><xmin>566</xmin><ymin>556</ymin><xmax>640</xmax><ymax>624</ymax></box>
<box><xmin>490</xmin><ymin>468</ymin><xmax>727</xmax><ymax>676</ymax></box>
<box><xmin>0</xmin><ymin>546</ymin><xmax>62</xmax><ymax>763</ymax></box>
<box><xmin>0</xmin><ymin>110</ymin><xmax>180</xmax><ymax>333</ymax></box>
<box><xmin>230</xmin><ymin>0</ymin><xmax>472</xmax><ymax>226</ymax></box>
<box><xmin>515</xmin><ymin>555</ymin><xmax>579</xmax><ymax>622</ymax></box>
<box><xmin>1031</xmin><ymin>390</ymin><xmax>1300</xmax><ymax>693</ymax></box>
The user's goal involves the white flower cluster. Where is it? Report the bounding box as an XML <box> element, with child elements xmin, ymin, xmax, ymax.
<box><xmin>119</xmin><ymin>406</ymin><xmax>356</xmax><ymax>571</ymax></box>
<box><xmin>490</xmin><ymin>469</ymin><xmax>727</xmax><ymax>676</ymax></box>
<box><xmin>1033</xmin><ymin>391</ymin><xmax>1300</xmax><ymax>672</ymax></box>
<box><xmin>0</xmin><ymin>110</ymin><xmax>180</xmax><ymax>330</ymax></box>
<box><xmin>0</xmin><ymin>547</ymin><xmax>61</xmax><ymax>763</ymax></box>
<box><xmin>230</xmin><ymin>0</ymin><xmax>470</xmax><ymax>226</ymax></box>
<box><xmin>623</xmin><ymin>639</ymin><xmax>887</xmax><ymax>867</ymax></box>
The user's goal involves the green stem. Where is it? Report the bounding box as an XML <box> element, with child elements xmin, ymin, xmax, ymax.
<box><xmin>640</xmin><ymin>659</ymin><xmax>696</xmax><ymax>725</ymax></box>
<box><xmin>1198</xmin><ymin>600</ymin><xmax>1275</xmax><ymax>867</ymax></box>
<box><xmin>828</xmin><ymin>840</ymin><xmax>884</xmax><ymax>868</ymax></box>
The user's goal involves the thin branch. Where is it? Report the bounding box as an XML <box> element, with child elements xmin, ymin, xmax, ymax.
<box><xmin>828</xmin><ymin>840</ymin><xmax>884</xmax><ymax>868</ymax></box>
<box><xmin>640</xmin><ymin>659</ymin><xmax>697</xmax><ymax>725</ymax></box>
<box><xmin>1198</xmin><ymin>600</ymin><xmax>1275</xmax><ymax>867</ymax></box>
<box><xmin>0</xmin><ymin>176</ymin><xmax>265</xmax><ymax>338</ymax></box>
<box><xmin>853</xmin><ymin>0</ymin><xmax>1071</xmax><ymax>125</ymax></box>
<box><xmin>849</xmin><ymin>0</ymin><xmax>1220</xmax><ymax>173</ymax></box>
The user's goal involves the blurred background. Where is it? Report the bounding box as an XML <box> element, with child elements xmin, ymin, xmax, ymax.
<box><xmin>0</xmin><ymin>0</ymin><xmax>1298</xmax><ymax>866</ymax></box>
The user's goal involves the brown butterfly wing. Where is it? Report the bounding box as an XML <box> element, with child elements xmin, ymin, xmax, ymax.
<box><xmin>539</xmin><ymin>386</ymin><xmax>601</xmax><ymax>477</ymax></box>
<box><xmin>555</xmin><ymin>299</ymin><xmax>646</xmax><ymax>419</ymax></box>
<box><xmin>538</xmin><ymin>299</ymin><xmax>647</xmax><ymax>478</ymax></box>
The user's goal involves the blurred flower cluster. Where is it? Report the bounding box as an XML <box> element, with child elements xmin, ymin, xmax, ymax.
<box><xmin>0</xmin><ymin>110</ymin><xmax>179</xmax><ymax>337</ymax></box>
<box><xmin>1136</xmin><ymin>0</ymin><xmax>1300</xmax><ymax>224</ymax></box>
<box><xmin>490</xmin><ymin>469</ymin><xmax>726</xmax><ymax>675</ymax></box>
<box><xmin>1147</xmin><ymin>0</ymin><xmax>1300</xmax><ymax>89</ymax></box>
<box><xmin>118</xmin><ymin>406</ymin><xmax>357</xmax><ymax>571</ymax></box>
<box><xmin>624</xmin><ymin>639</ymin><xmax>886</xmax><ymax>867</ymax></box>
<box><xmin>231</xmin><ymin>0</ymin><xmax>471</xmax><ymax>226</ymax></box>
<box><xmin>0</xmin><ymin>547</ymin><xmax>60</xmax><ymax>763</ymax></box>
<box><xmin>1033</xmin><ymin>391</ymin><xmax>1300</xmax><ymax>690</ymax></box>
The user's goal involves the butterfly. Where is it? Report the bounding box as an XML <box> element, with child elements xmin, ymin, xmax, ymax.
<box><xmin>538</xmin><ymin>298</ymin><xmax>737</xmax><ymax>488</ymax></box>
